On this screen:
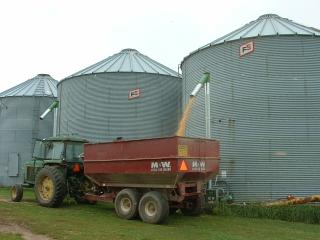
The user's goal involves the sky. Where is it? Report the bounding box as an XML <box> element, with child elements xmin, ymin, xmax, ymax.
<box><xmin>0</xmin><ymin>0</ymin><xmax>319</xmax><ymax>92</ymax></box>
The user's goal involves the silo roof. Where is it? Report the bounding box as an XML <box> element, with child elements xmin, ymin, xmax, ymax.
<box><xmin>0</xmin><ymin>74</ymin><xmax>58</xmax><ymax>97</ymax></box>
<box><xmin>67</xmin><ymin>48</ymin><xmax>180</xmax><ymax>78</ymax></box>
<box><xmin>186</xmin><ymin>14</ymin><xmax>320</xmax><ymax>58</ymax></box>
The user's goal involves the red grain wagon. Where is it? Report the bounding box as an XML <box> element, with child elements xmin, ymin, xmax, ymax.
<box><xmin>83</xmin><ymin>136</ymin><xmax>219</xmax><ymax>224</ymax></box>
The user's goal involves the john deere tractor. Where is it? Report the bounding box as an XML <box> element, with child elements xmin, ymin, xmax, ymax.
<box><xmin>10</xmin><ymin>136</ymin><xmax>94</xmax><ymax>207</ymax></box>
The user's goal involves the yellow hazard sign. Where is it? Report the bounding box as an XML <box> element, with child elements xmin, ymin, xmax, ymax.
<box><xmin>178</xmin><ymin>145</ymin><xmax>188</xmax><ymax>157</ymax></box>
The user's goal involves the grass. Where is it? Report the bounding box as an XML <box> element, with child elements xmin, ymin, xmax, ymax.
<box><xmin>215</xmin><ymin>203</ymin><xmax>320</xmax><ymax>224</ymax></box>
<box><xmin>1</xmin><ymin>188</ymin><xmax>320</xmax><ymax>240</ymax></box>
<box><xmin>0</xmin><ymin>233</ymin><xmax>23</xmax><ymax>240</ymax></box>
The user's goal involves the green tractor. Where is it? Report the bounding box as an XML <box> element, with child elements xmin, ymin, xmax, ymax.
<box><xmin>10</xmin><ymin>136</ymin><xmax>93</xmax><ymax>207</ymax></box>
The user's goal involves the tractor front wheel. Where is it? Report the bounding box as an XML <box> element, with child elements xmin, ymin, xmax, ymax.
<box><xmin>34</xmin><ymin>166</ymin><xmax>66</xmax><ymax>207</ymax></box>
<box><xmin>11</xmin><ymin>184</ymin><xmax>23</xmax><ymax>202</ymax></box>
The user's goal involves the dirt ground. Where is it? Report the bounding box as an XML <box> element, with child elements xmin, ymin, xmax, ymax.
<box><xmin>0</xmin><ymin>222</ymin><xmax>52</xmax><ymax>240</ymax></box>
<box><xmin>0</xmin><ymin>198</ymin><xmax>52</xmax><ymax>240</ymax></box>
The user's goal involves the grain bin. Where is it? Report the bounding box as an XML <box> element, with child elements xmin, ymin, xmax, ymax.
<box><xmin>57</xmin><ymin>48</ymin><xmax>181</xmax><ymax>142</ymax></box>
<box><xmin>0</xmin><ymin>74</ymin><xmax>58</xmax><ymax>186</ymax></box>
<box><xmin>181</xmin><ymin>14</ymin><xmax>320</xmax><ymax>202</ymax></box>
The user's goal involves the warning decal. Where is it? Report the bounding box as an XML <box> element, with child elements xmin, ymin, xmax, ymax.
<box><xmin>178</xmin><ymin>145</ymin><xmax>188</xmax><ymax>157</ymax></box>
<box><xmin>179</xmin><ymin>160</ymin><xmax>188</xmax><ymax>171</ymax></box>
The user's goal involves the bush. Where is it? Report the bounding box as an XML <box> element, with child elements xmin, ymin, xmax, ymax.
<box><xmin>214</xmin><ymin>203</ymin><xmax>320</xmax><ymax>224</ymax></box>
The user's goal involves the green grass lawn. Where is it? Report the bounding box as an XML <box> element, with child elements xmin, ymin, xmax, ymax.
<box><xmin>0</xmin><ymin>188</ymin><xmax>319</xmax><ymax>240</ymax></box>
<box><xmin>0</xmin><ymin>233</ymin><xmax>23</xmax><ymax>240</ymax></box>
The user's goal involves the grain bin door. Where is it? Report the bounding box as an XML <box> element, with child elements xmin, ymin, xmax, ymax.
<box><xmin>8</xmin><ymin>153</ymin><xmax>19</xmax><ymax>177</ymax></box>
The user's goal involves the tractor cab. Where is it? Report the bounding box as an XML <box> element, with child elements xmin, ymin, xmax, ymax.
<box><xmin>24</xmin><ymin>136</ymin><xmax>88</xmax><ymax>185</ymax></box>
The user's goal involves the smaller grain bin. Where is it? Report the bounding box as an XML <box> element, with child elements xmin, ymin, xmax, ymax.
<box><xmin>57</xmin><ymin>49</ymin><xmax>182</xmax><ymax>142</ymax></box>
<box><xmin>0</xmin><ymin>74</ymin><xmax>58</xmax><ymax>186</ymax></box>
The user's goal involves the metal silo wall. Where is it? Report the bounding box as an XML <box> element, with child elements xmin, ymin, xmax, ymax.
<box><xmin>182</xmin><ymin>36</ymin><xmax>320</xmax><ymax>202</ymax></box>
<box><xmin>0</xmin><ymin>96</ymin><xmax>55</xmax><ymax>186</ymax></box>
<box><xmin>57</xmin><ymin>73</ymin><xmax>181</xmax><ymax>142</ymax></box>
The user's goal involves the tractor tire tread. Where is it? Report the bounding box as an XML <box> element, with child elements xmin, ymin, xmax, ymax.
<box><xmin>11</xmin><ymin>184</ymin><xmax>23</xmax><ymax>202</ymax></box>
<box><xmin>34</xmin><ymin>166</ymin><xmax>66</xmax><ymax>208</ymax></box>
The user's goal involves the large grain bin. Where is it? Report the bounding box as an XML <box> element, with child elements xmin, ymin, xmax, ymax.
<box><xmin>0</xmin><ymin>74</ymin><xmax>58</xmax><ymax>186</ymax></box>
<box><xmin>181</xmin><ymin>14</ymin><xmax>320</xmax><ymax>202</ymax></box>
<box><xmin>57</xmin><ymin>48</ymin><xmax>181</xmax><ymax>142</ymax></box>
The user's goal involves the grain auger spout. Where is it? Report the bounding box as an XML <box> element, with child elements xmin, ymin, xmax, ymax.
<box><xmin>176</xmin><ymin>73</ymin><xmax>210</xmax><ymax>137</ymax></box>
<box><xmin>40</xmin><ymin>100</ymin><xmax>59</xmax><ymax>120</ymax></box>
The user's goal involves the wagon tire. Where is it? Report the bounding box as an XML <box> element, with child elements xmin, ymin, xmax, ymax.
<box><xmin>138</xmin><ymin>191</ymin><xmax>169</xmax><ymax>224</ymax></box>
<box><xmin>34</xmin><ymin>166</ymin><xmax>66</xmax><ymax>207</ymax></box>
<box><xmin>115</xmin><ymin>188</ymin><xmax>140</xmax><ymax>220</ymax></box>
<box><xmin>11</xmin><ymin>184</ymin><xmax>23</xmax><ymax>202</ymax></box>
<box><xmin>181</xmin><ymin>196</ymin><xmax>204</xmax><ymax>216</ymax></box>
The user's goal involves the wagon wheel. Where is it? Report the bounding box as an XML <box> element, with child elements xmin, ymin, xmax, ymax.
<box><xmin>115</xmin><ymin>188</ymin><xmax>140</xmax><ymax>220</ymax></box>
<box><xmin>138</xmin><ymin>191</ymin><xmax>169</xmax><ymax>224</ymax></box>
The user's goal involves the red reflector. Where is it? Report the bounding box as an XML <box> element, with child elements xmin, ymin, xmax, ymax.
<box><xmin>180</xmin><ymin>160</ymin><xmax>188</xmax><ymax>171</ymax></box>
<box><xmin>73</xmin><ymin>163</ymin><xmax>81</xmax><ymax>173</ymax></box>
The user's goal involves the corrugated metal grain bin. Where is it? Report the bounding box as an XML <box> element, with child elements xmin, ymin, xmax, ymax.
<box><xmin>181</xmin><ymin>14</ymin><xmax>320</xmax><ymax>202</ymax></box>
<box><xmin>57</xmin><ymin>48</ymin><xmax>182</xmax><ymax>142</ymax></box>
<box><xmin>0</xmin><ymin>74</ymin><xmax>58</xmax><ymax>186</ymax></box>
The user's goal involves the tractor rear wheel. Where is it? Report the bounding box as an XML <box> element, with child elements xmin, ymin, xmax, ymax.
<box><xmin>11</xmin><ymin>184</ymin><xmax>23</xmax><ymax>202</ymax></box>
<box><xmin>115</xmin><ymin>188</ymin><xmax>140</xmax><ymax>220</ymax></box>
<box><xmin>138</xmin><ymin>191</ymin><xmax>169</xmax><ymax>224</ymax></box>
<box><xmin>34</xmin><ymin>166</ymin><xmax>66</xmax><ymax>207</ymax></box>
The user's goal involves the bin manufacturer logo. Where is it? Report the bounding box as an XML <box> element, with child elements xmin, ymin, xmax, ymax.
<box><xmin>240</xmin><ymin>41</ymin><xmax>254</xmax><ymax>57</ymax></box>
<box><xmin>128</xmin><ymin>88</ymin><xmax>140</xmax><ymax>100</ymax></box>
<box><xmin>192</xmin><ymin>161</ymin><xmax>206</xmax><ymax>171</ymax></box>
<box><xmin>151</xmin><ymin>161</ymin><xmax>171</xmax><ymax>172</ymax></box>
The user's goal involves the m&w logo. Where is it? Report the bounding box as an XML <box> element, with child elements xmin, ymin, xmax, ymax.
<box><xmin>192</xmin><ymin>161</ymin><xmax>206</xmax><ymax>171</ymax></box>
<box><xmin>151</xmin><ymin>161</ymin><xmax>171</xmax><ymax>172</ymax></box>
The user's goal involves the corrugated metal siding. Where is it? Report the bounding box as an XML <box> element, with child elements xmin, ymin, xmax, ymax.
<box><xmin>0</xmin><ymin>96</ymin><xmax>56</xmax><ymax>186</ymax></box>
<box><xmin>57</xmin><ymin>73</ymin><xmax>182</xmax><ymax>142</ymax></box>
<box><xmin>182</xmin><ymin>35</ymin><xmax>320</xmax><ymax>202</ymax></box>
